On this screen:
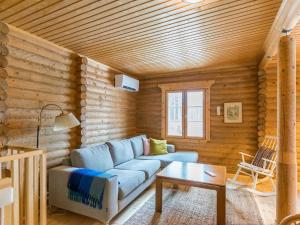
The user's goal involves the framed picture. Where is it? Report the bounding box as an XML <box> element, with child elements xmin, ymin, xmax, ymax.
<box><xmin>224</xmin><ymin>102</ymin><xmax>243</xmax><ymax>123</ymax></box>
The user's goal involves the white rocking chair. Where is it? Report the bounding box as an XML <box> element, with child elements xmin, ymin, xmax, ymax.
<box><xmin>228</xmin><ymin>136</ymin><xmax>277</xmax><ymax>196</ymax></box>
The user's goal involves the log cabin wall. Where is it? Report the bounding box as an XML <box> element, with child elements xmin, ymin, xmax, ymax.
<box><xmin>80</xmin><ymin>57</ymin><xmax>137</xmax><ymax>146</ymax></box>
<box><xmin>4</xmin><ymin>24</ymin><xmax>81</xmax><ymax>168</ymax></box>
<box><xmin>263</xmin><ymin>60</ymin><xmax>300</xmax><ymax>178</ymax></box>
<box><xmin>137</xmin><ymin>65</ymin><xmax>258</xmax><ymax>173</ymax></box>
<box><xmin>0</xmin><ymin>23</ymin><xmax>137</xmax><ymax>167</ymax></box>
<box><xmin>0</xmin><ymin>23</ymin><xmax>9</xmax><ymax>147</ymax></box>
<box><xmin>257</xmin><ymin>70</ymin><xmax>266</xmax><ymax>145</ymax></box>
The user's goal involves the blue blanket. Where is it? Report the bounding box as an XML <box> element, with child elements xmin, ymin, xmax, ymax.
<box><xmin>67</xmin><ymin>168</ymin><xmax>116</xmax><ymax>209</ymax></box>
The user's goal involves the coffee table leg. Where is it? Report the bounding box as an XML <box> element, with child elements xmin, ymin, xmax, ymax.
<box><xmin>217</xmin><ymin>186</ymin><xmax>226</xmax><ymax>225</ymax></box>
<box><xmin>155</xmin><ymin>178</ymin><xmax>162</xmax><ymax>213</ymax></box>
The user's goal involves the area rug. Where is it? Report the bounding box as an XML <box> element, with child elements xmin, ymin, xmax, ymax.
<box><xmin>123</xmin><ymin>187</ymin><xmax>263</xmax><ymax>225</ymax></box>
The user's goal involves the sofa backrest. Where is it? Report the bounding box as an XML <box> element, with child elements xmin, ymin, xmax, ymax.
<box><xmin>70</xmin><ymin>144</ymin><xmax>114</xmax><ymax>172</ymax></box>
<box><xmin>130</xmin><ymin>135</ymin><xmax>146</xmax><ymax>157</ymax></box>
<box><xmin>106</xmin><ymin>139</ymin><xmax>134</xmax><ymax>166</ymax></box>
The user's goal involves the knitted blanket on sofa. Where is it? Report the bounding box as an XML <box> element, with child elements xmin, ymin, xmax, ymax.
<box><xmin>67</xmin><ymin>168</ymin><xmax>116</xmax><ymax>209</ymax></box>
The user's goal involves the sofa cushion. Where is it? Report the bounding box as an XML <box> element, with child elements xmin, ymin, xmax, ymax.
<box><xmin>70</xmin><ymin>144</ymin><xmax>114</xmax><ymax>172</ymax></box>
<box><xmin>150</xmin><ymin>138</ymin><xmax>168</xmax><ymax>155</ymax></box>
<box><xmin>130</xmin><ymin>135</ymin><xmax>146</xmax><ymax>157</ymax></box>
<box><xmin>106</xmin><ymin>169</ymin><xmax>145</xmax><ymax>200</ymax></box>
<box><xmin>167</xmin><ymin>144</ymin><xmax>176</xmax><ymax>153</ymax></box>
<box><xmin>138</xmin><ymin>151</ymin><xmax>199</xmax><ymax>168</ymax></box>
<box><xmin>106</xmin><ymin>139</ymin><xmax>134</xmax><ymax>166</ymax></box>
<box><xmin>115</xmin><ymin>159</ymin><xmax>160</xmax><ymax>179</ymax></box>
<box><xmin>142</xmin><ymin>137</ymin><xmax>150</xmax><ymax>155</ymax></box>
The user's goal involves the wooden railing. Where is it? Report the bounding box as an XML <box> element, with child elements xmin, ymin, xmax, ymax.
<box><xmin>0</xmin><ymin>146</ymin><xmax>47</xmax><ymax>225</ymax></box>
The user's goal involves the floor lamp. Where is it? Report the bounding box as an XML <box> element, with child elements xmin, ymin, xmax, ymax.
<box><xmin>36</xmin><ymin>104</ymin><xmax>80</xmax><ymax>148</ymax></box>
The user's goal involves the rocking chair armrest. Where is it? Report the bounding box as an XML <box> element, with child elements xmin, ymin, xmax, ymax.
<box><xmin>239</xmin><ymin>152</ymin><xmax>254</xmax><ymax>158</ymax></box>
<box><xmin>262</xmin><ymin>158</ymin><xmax>276</xmax><ymax>164</ymax></box>
<box><xmin>239</xmin><ymin>152</ymin><xmax>254</xmax><ymax>163</ymax></box>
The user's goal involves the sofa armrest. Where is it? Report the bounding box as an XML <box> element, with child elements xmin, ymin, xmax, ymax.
<box><xmin>49</xmin><ymin>166</ymin><xmax>118</xmax><ymax>223</ymax></box>
<box><xmin>167</xmin><ymin>144</ymin><xmax>176</xmax><ymax>153</ymax></box>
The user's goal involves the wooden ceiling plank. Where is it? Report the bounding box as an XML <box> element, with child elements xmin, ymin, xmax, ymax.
<box><xmin>90</xmin><ymin>26</ymin><xmax>271</xmax><ymax>56</ymax></box>
<box><xmin>13</xmin><ymin>0</ymin><xmax>96</xmax><ymax>28</ymax></box>
<box><xmin>97</xmin><ymin>43</ymin><xmax>261</xmax><ymax>64</ymax></box>
<box><xmin>0</xmin><ymin>0</ymin><xmax>43</xmax><ymax>20</ymax></box>
<box><xmin>41</xmin><ymin>0</ymin><xmax>236</xmax><ymax>42</ymax></box>
<box><xmin>59</xmin><ymin>0</ymin><xmax>278</xmax><ymax>48</ymax></box>
<box><xmin>69</xmin><ymin>14</ymin><xmax>274</xmax><ymax>54</ymax></box>
<box><xmin>49</xmin><ymin>0</ymin><xmax>272</xmax><ymax>45</ymax></box>
<box><xmin>89</xmin><ymin>36</ymin><xmax>268</xmax><ymax>63</ymax></box>
<box><xmin>2</xmin><ymin>0</ymin><xmax>62</xmax><ymax>24</ymax></box>
<box><xmin>38</xmin><ymin>0</ymin><xmax>223</xmax><ymax>40</ymax></box>
<box><xmin>73</xmin><ymin>34</ymin><xmax>268</xmax><ymax>70</ymax></box>
<box><xmin>0</xmin><ymin>0</ymin><xmax>23</xmax><ymax>12</ymax></box>
<box><xmin>100</xmin><ymin>51</ymin><xmax>259</xmax><ymax>75</ymax></box>
<box><xmin>86</xmin><ymin>23</ymin><xmax>269</xmax><ymax>54</ymax></box>
<box><xmin>36</xmin><ymin>0</ymin><xmax>174</xmax><ymax>37</ymax></box>
<box><xmin>91</xmin><ymin>46</ymin><xmax>262</xmax><ymax>72</ymax></box>
<box><xmin>29</xmin><ymin>0</ymin><xmax>153</xmax><ymax>34</ymax></box>
<box><xmin>41</xmin><ymin>0</ymin><xmax>197</xmax><ymax>40</ymax></box>
<box><xmin>0</xmin><ymin>0</ymin><xmax>281</xmax><ymax>75</ymax></box>
<box><xmin>59</xmin><ymin>5</ymin><xmax>278</xmax><ymax>55</ymax></box>
<box><xmin>90</xmin><ymin>38</ymin><xmax>264</xmax><ymax>64</ymax></box>
<box><xmin>84</xmin><ymin>31</ymin><xmax>269</xmax><ymax>63</ymax></box>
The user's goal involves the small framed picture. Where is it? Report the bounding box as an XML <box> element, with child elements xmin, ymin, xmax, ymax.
<box><xmin>224</xmin><ymin>102</ymin><xmax>243</xmax><ymax>123</ymax></box>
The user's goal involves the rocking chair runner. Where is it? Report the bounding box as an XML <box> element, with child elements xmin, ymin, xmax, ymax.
<box><xmin>229</xmin><ymin>136</ymin><xmax>277</xmax><ymax>194</ymax></box>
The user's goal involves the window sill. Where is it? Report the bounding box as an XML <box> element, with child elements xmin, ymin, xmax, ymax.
<box><xmin>166</xmin><ymin>137</ymin><xmax>210</xmax><ymax>144</ymax></box>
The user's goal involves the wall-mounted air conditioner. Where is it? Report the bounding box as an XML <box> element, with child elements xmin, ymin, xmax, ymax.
<box><xmin>115</xmin><ymin>74</ymin><xmax>139</xmax><ymax>92</ymax></box>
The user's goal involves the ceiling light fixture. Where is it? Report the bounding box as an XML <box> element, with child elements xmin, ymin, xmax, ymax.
<box><xmin>182</xmin><ymin>0</ymin><xmax>202</xmax><ymax>3</ymax></box>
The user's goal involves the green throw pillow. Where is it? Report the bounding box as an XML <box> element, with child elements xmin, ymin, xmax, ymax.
<box><xmin>150</xmin><ymin>138</ymin><xmax>168</xmax><ymax>155</ymax></box>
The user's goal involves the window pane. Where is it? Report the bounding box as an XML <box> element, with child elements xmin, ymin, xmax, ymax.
<box><xmin>187</xmin><ymin>122</ymin><xmax>204</xmax><ymax>137</ymax></box>
<box><xmin>187</xmin><ymin>91</ymin><xmax>204</xmax><ymax>137</ymax></box>
<box><xmin>167</xmin><ymin>92</ymin><xmax>183</xmax><ymax>136</ymax></box>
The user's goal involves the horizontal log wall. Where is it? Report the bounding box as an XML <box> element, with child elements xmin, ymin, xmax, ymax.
<box><xmin>5</xmin><ymin>24</ymin><xmax>81</xmax><ymax>168</ymax></box>
<box><xmin>80</xmin><ymin>57</ymin><xmax>137</xmax><ymax>146</ymax></box>
<box><xmin>0</xmin><ymin>22</ymin><xmax>138</xmax><ymax>167</ymax></box>
<box><xmin>257</xmin><ymin>70</ymin><xmax>266</xmax><ymax>145</ymax></box>
<box><xmin>263</xmin><ymin>60</ymin><xmax>300</xmax><ymax>178</ymax></box>
<box><xmin>0</xmin><ymin>22</ymin><xmax>9</xmax><ymax>147</ymax></box>
<box><xmin>137</xmin><ymin>66</ymin><xmax>258</xmax><ymax>173</ymax></box>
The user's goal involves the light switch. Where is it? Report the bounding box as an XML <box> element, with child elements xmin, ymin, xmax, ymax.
<box><xmin>217</xmin><ymin>106</ymin><xmax>221</xmax><ymax>116</ymax></box>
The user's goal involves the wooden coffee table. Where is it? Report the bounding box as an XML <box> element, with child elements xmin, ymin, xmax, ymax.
<box><xmin>155</xmin><ymin>161</ymin><xmax>227</xmax><ymax>225</ymax></box>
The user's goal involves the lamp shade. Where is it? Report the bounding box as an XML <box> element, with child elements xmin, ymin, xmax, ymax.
<box><xmin>53</xmin><ymin>113</ymin><xmax>80</xmax><ymax>131</ymax></box>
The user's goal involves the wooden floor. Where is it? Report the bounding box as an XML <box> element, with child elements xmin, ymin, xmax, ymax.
<box><xmin>47</xmin><ymin>175</ymin><xmax>297</xmax><ymax>225</ymax></box>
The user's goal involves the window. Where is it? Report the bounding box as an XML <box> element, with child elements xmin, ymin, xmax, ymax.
<box><xmin>167</xmin><ymin>92</ymin><xmax>183</xmax><ymax>136</ymax></box>
<box><xmin>167</xmin><ymin>90</ymin><xmax>205</xmax><ymax>138</ymax></box>
<box><xmin>159</xmin><ymin>81</ymin><xmax>214</xmax><ymax>141</ymax></box>
<box><xmin>186</xmin><ymin>90</ymin><xmax>204</xmax><ymax>137</ymax></box>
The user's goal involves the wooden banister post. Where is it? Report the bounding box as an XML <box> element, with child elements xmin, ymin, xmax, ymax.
<box><xmin>276</xmin><ymin>35</ymin><xmax>297</xmax><ymax>224</ymax></box>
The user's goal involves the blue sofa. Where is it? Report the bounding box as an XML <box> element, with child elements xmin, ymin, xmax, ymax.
<box><xmin>49</xmin><ymin>135</ymin><xmax>198</xmax><ymax>224</ymax></box>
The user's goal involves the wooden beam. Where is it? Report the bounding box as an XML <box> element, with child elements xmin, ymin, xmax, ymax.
<box><xmin>276</xmin><ymin>35</ymin><xmax>297</xmax><ymax>224</ymax></box>
<box><xmin>259</xmin><ymin>0</ymin><xmax>300</xmax><ymax>69</ymax></box>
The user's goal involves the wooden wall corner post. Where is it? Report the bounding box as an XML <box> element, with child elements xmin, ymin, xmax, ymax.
<box><xmin>276</xmin><ymin>35</ymin><xmax>297</xmax><ymax>224</ymax></box>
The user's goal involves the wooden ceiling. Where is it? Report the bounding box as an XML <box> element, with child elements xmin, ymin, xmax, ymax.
<box><xmin>0</xmin><ymin>0</ymin><xmax>281</xmax><ymax>76</ymax></box>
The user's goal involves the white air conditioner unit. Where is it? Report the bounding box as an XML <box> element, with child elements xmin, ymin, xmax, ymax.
<box><xmin>115</xmin><ymin>74</ymin><xmax>139</xmax><ymax>92</ymax></box>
